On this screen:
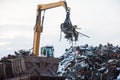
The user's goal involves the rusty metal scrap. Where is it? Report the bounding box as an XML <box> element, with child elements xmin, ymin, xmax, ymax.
<box><xmin>57</xmin><ymin>43</ymin><xmax>120</xmax><ymax>80</ymax></box>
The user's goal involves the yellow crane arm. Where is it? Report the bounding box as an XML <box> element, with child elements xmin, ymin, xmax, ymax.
<box><xmin>38</xmin><ymin>1</ymin><xmax>67</xmax><ymax>10</ymax></box>
<box><xmin>33</xmin><ymin>1</ymin><xmax>68</xmax><ymax>56</ymax></box>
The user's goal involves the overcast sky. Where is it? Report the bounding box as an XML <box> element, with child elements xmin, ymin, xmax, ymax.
<box><xmin>0</xmin><ymin>0</ymin><xmax>120</xmax><ymax>58</ymax></box>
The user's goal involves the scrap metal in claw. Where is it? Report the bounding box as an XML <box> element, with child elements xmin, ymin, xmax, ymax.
<box><xmin>60</xmin><ymin>8</ymin><xmax>79</xmax><ymax>42</ymax></box>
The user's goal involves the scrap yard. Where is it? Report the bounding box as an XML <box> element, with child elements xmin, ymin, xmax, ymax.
<box><xmin>0</xmin><ymin>0</ymin><xmax>120</xmax><ymax>80</ymax></box>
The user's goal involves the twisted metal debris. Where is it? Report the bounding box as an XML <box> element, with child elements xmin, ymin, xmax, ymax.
<box><xmin>60</xmin><ymin>8</ymin><xmax>79</xmax><ymax>42</ymax></box>
<box><xmin>57</xmin><ymin>43</ymin><xmax>120</xmax><ymax>80</ymax></box>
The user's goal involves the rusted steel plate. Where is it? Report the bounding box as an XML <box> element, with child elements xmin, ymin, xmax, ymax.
<box><xmin>4</xmin><ymin>76</ymin><xmax>65</xmax><ymax>80</ymax></box>
<box><xmin>0</xmin><ymin>62</ymin><xmax>7</xmax><ymax>79</ymax></box>
<box><xmin>24</xmin><ymin>56</ymin><xmax>59</xmax><ymax>77</ymax></box>
<box><xmin>30</xmin><ymin>76</ymin><xmax>65</xmax><ymax>80</ymax></box>
<box><xmin>7</xmin><ymin>57</ymin><xmax>27</xmax><ymax>77</ymax></box>
<box><xmin>20</xmin><ymin>58</ymin><xmax>27</xmax><ymax>74</ymax></box>
<box><xmin>4</xmin><ymin>75</ymin><xmax>29</xmax><ymax>80</ymax></box>
<box><xmin>0</xmin><ymin>63</ymin><xmax>2</xmax><ymax>79</ymax></box>
<box><xmin>24</xmin><ymin>56</ymin><xmax>59</xmax><ymax>63</ymax></box>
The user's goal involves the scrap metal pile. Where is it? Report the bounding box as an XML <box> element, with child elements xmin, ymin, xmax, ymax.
<box><xmin>57</xmin><ymin>43</ymin><xmax>120</xmax><ymax>80</ymax></box>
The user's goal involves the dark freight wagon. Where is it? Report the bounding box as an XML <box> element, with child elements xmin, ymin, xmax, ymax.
<box><xmin>0</xmin><ymin>55</ymin><xmax>65</xmax><ymax>80</ymax></box>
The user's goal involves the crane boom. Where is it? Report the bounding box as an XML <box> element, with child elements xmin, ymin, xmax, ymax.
<box><xmin>33</xmin><ymin>1</ymin><xmax>68</xmax><ymax>56</ymax></box>
<box><xmin>37</xmin><ymin>1</ymin><xmax>67</xmax><ymax>10</ymax></box>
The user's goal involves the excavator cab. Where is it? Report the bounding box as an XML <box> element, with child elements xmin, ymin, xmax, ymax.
<box><xmin>41</xmin><ymin>46</ymin><xmax>54</xmax><ymax>57</ymax></box>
